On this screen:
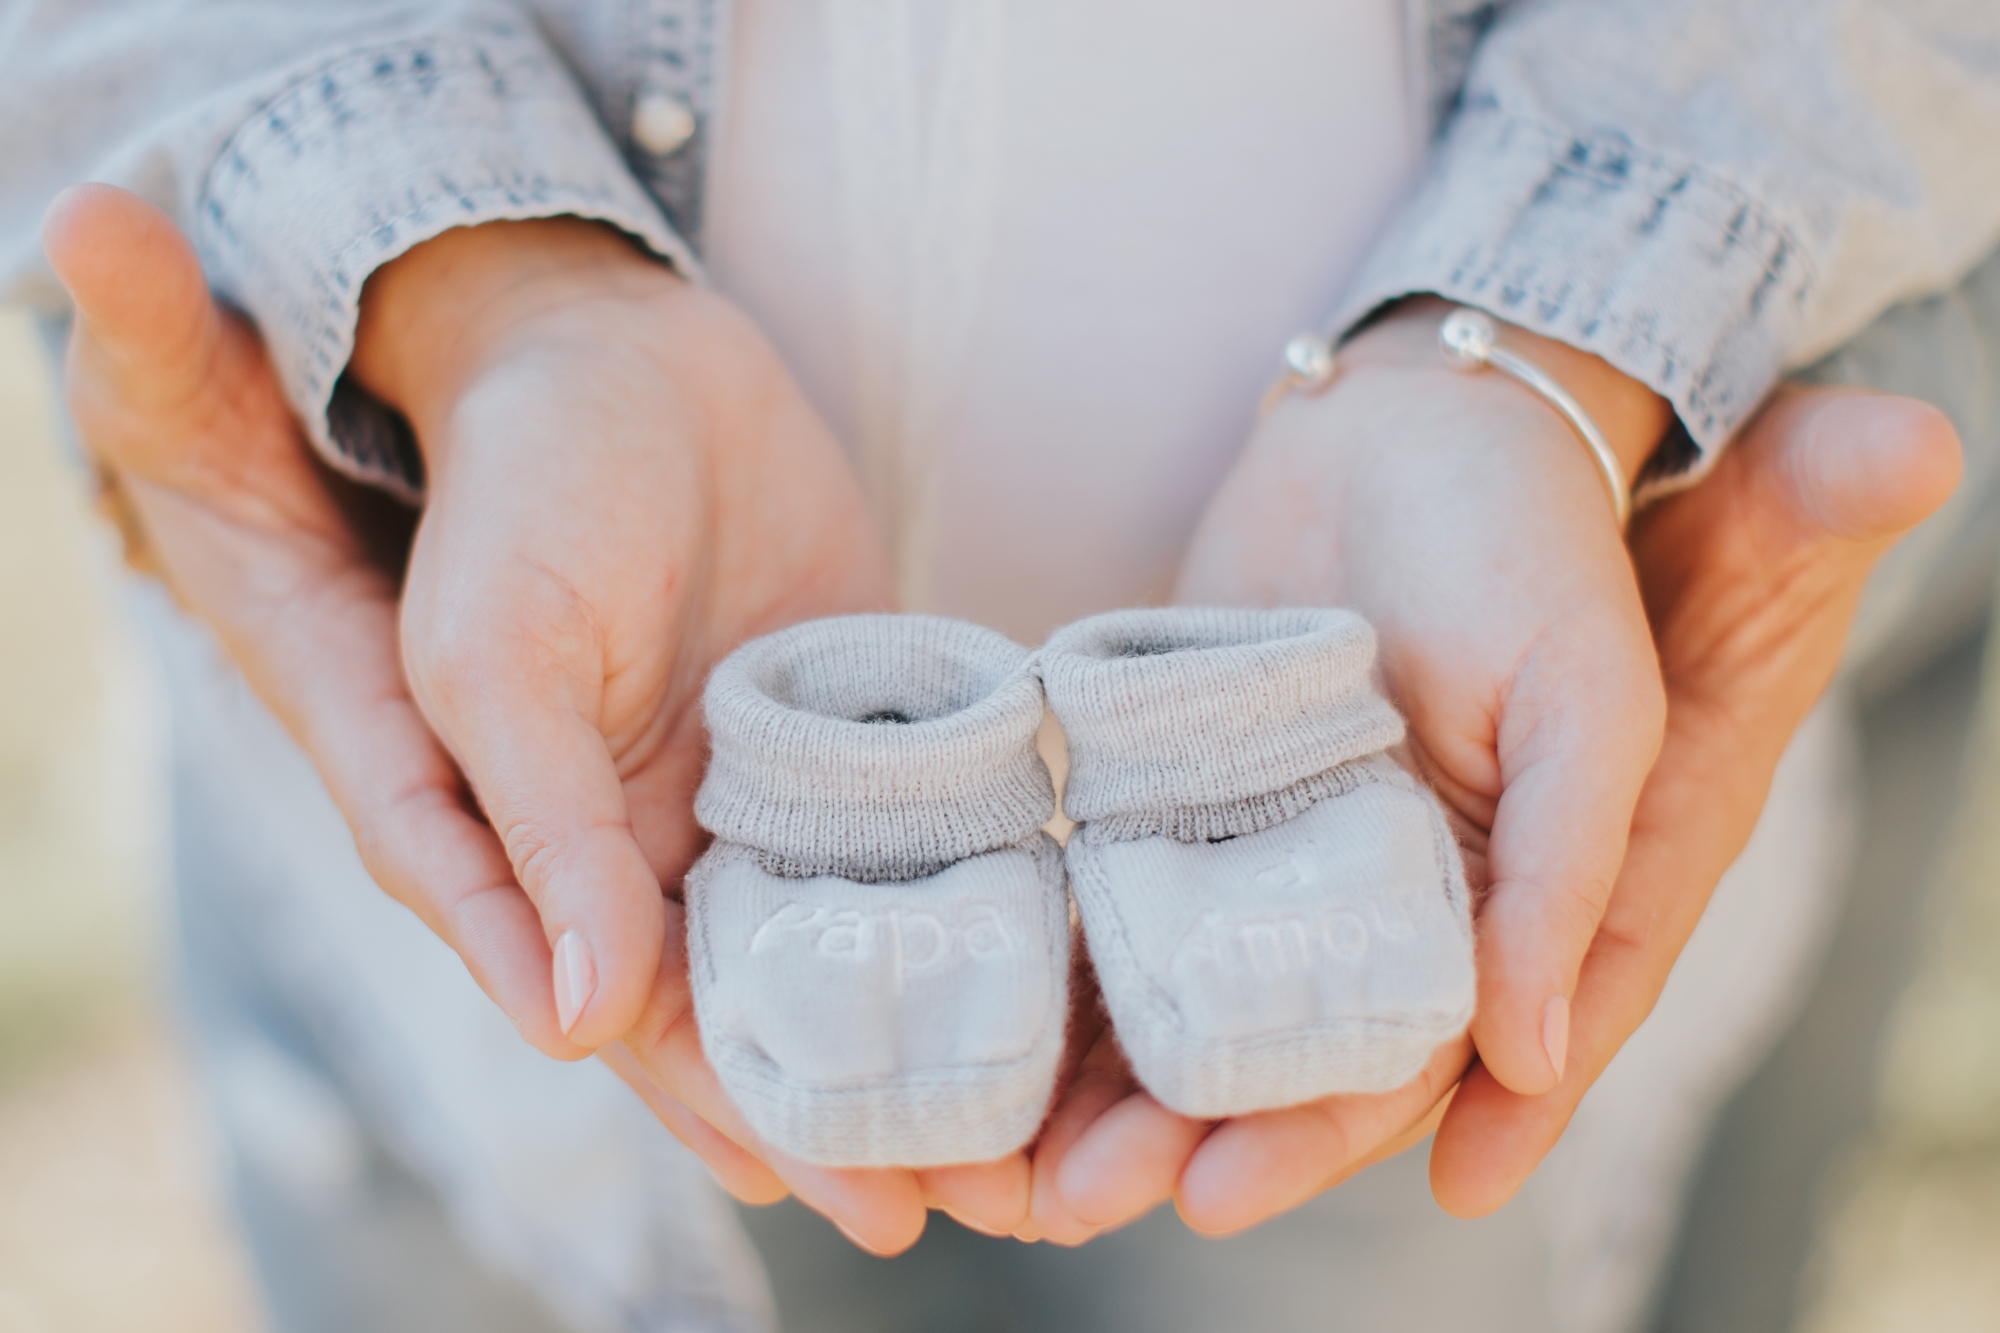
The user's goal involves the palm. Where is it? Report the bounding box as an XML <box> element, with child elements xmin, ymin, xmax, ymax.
<box><xmin>1017</xmin><ymin>355</ymin><xmax>1662</xmax><ymax>1240</ymax></box>
<box><xmin>1025</xmin><ymin>381</ymin><xmax>1957</xmax><ymax>1241</ymax></box>
<box><xmin>401</xmin><ymin>290</ymin><xmax>894</xmax><ymax>895</ymax></box>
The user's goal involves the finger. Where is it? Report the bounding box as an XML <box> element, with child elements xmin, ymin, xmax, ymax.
<box><xmin>1772</xmin><ymin>390</ymin><xmax>1964</xmax><ymax>545</ymax></box>
<box><xmin>762</xmin><ymin>1149</ymin><xmax>930</xmax><ymax>1257</ymax></box>
<box><xmin>1431</xmin><ymin>702</ymin><xmax>1797</xmax><ymax>1216</ymax></box>
<box><xmin>1186</xmin><ymin>1097</ymin><xmax>1450</xmax><ymax>1238</ymax></box>
<box><xmin>1053</xmin><ymin>1093</ymin><xmax>1206</xmax><ymax>1232</ymax></box>
<box><xmin>1431</xmin><ymin>389</ymin><xmax>1960</xmax><ymax>1217</ymax></box>
<box><xmin>297</xmin><ymin>588</ymin><xmax>585</xmax><ymax>1056</ymax></box>
<box><xmin>1470</xmin><ymin>612</ymin><xmax>1665</xmax><ymax>1096</ymax></box>
<box><xmin>633</xmin><ymin>1029</ymin><xmax>931</xmax><ymax>1256</ymax></box>
<box><xmin>1175</xmin><ymin>1037</ymin><xmax>1469</xmax><ymax>1236</ymax></box>
<box><xmin>44</xmin><ymin>184</ymin><xmax>352</xmax><ymax>547</ymax></box>
<box><xmin>119</xmin><ymin>474</ymin><xmax>592</xmax><ymax>1059</ymax></box>
<box><xmin>405</xmin><ymin>577</ymin><xmax>668</xmax><ymax>1050</ymax></box>
<box><xmin>920</xmin><ymin>1157</ymin><xmax>1032</xmax><ymax>1237</ymax></box>
<box><xmin>598</xmin><ymin>1043</ymin><xmax>789</xmax><ymax>1205</ymax></box>
<box><xmin>1024</xmin><ymin>1030</ymin><xmax>1149</xmax><ymax>1246</ymax></box>
<box><xmin>42</xmin><ymin>184</ymin><xmax>216</xmax><ymax>397</ymax></box>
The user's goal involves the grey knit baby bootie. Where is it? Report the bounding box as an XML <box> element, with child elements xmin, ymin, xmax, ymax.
<box><xmin>688</xmin><ymin>614</ymin><xmax>1069</xmax><ymax>1167</ymax></box>
<box><xmin>1038</xmin><ymin>607</ymin><xmax>1474</xmax><ymax>1118</ymax></box>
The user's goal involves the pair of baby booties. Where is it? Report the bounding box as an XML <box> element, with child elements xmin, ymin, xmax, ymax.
<box><xmin>686</xmin><ymin>607</ymin><xmax>1475</xmax><ymax>1168</ymax></box>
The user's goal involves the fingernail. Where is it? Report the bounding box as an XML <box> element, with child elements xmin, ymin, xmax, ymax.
<box><xmin>1542</xmin><ymin>995</ymin><xmax>1570</xmax><ymax>1083</ymax></box>
<box><xmin>834</xmin><ymin>1222</ymin><xmax>887</xmax><ymax>1256</ymax></box>
<box><xmin>944</xmin><ymin>1210</ymin><xmax>1008</xmax><ymax>1238</ymax></box>
<box><xmin>553</xmin><ymin>930</ymin><xmax>596</xmax><ymax>1036</ymax></box>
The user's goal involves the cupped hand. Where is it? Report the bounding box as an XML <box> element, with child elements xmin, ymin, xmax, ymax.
<box><xmin>41</xmin><ymin>184</ymin><xmax>525</xmax><ymax>1029</ymax></box>
<box><xmin>1182</xmin><ymin>299</ymin><xmax>1676</xmax><ymax>1096</ymax></box>
<box><xmin>350</xmin><ymin>215</ymin><xmax>1043</xmax><ymax>1251</ymax></box>
<box><xmin>41</xmin><ymin>189</ymin><xmax>988</xmax><ymax>1254</ymax></box>
<box><xmin>1021</xmin><ymin>345</ymin><xmax>1955</xmax><ymax>1239</ymax></box>
<box><xmin>1017</xmin><ymin>297</ymin><xmax>1671</xmax><ymax>1241</ymax></box>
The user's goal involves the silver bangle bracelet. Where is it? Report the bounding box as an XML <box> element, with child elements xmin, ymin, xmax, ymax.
<box><xmin>1256</xmin><ymin>331</ymin><xmax>1340</xmax><ymax>417</ymax></box>
<box><xmin>1439</xmin><ymin>307</ymin><xmax>1631</xmax><ymax>530</ymax></box>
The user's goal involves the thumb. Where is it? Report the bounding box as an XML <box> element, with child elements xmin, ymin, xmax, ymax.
<box><xmin>43</xmin><ymin>183</ymin><xmax>348</xmax><ymax>544</ymax></box>
<box><xmin>1763</xmin><ymin>388</ymin><xmax>1962</xmax><ymax>546</ymax></box>
<box><xmin>42</xmin><ymin>183</ymin><xmax>221</xmax><ymax>413</ymax></box>
<box><xmin>1637</xmin><ymin>387</ymin><xmax>1962</xmax><ymax>690</ymax></box>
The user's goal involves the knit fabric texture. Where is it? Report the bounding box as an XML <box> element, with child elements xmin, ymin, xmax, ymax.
<box><xmin>688</xmin><ymin>835</ymin><xmax>1069</xmax><ymax>1167</ymax></box>
<box><xmin>688</xmin><ymin>614</ymin><xmax>1068</xmax><ymax>1167</ymax></box>
<box><xmin>697</xmin><ymin>613</ymin><xmax>1056</xmax><ymax>879</ymax></box>
<box><xmin>1037</xmin><ymin>606</ymin><xmax>1406</xmax><ymax>837</ymax></box>
<box><xmin>1039</xmin><ymin>607</ymin><xmax>1475</xmax><ymax>1117</ymax></box>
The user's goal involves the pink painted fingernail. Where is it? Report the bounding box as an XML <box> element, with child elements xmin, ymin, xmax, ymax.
<box><xmin>834</xmin><ymin>1222</ymin><xmax>889</xmax><ymax>1256</ymax></box>
<box><xmin>945</xmin><ymin>1211</ymin><xmax>1009</xmax><ymax>1238</ymax></box>
<box><xmin>554</xmin><ymin>930</ymin><xmax>596</xmax><ymax>1036</ymax></box>
<box><xmin>1542</xmin><ymin>995</ymin><xmax>1571</xmax><ymax>1083</ymax></box>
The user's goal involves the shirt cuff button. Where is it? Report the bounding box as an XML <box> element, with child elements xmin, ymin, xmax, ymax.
<box><xmin>632</xmin><ymin>92</ymin><xmax>697</xmax><ymax>156</ymax></box>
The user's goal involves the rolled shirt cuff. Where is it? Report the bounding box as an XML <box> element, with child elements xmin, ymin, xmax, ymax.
<box><xmin>1329</xmin><ymin>100</ymin><xmax>1816</xmax><ymax>498</ymax></box>
<box><xmin>192</xmin><ymin>14</ymin><xmax>697</xmax><ymax>501</ymax></box>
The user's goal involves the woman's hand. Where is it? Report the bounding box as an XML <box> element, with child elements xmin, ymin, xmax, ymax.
<box><xmin>1179</xmin><ymin>299</ymin><xmax>1677</xmax><ymax>1096</ymax></box>
<box><xmin>1019</xmin><ymin>314</ymin><xmax>1957</xmax><ymax>1240</ymax></box>
<box><xmin>348</xmin><ymin>217</ymin><xmax>896</xmax><ymax>1053</ymax></box>
<box><xmin>1017</xmin><ymin>299</ymin><xmax>1669</xmax><ymax>1240</ymax></box>
<box><xmin>355</xmin><ymin>217</ymin><xmax>979</xmax><ymax>1244</ymax></box>
<box><xmin>40</xmin><ymin>189</ymin><xmax>987</xmax><ymax>1254</ymax></box>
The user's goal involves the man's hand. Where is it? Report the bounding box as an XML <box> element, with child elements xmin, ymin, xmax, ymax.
<box><xmin>1426</xmin><ymin>384</ymin><xmax>1960</xmax><ymax>1215</ymax></box>
<box><xmin>41</xmin><ymin>185</ymin><xmax>533</xmax><ymax>1031</ymax></box>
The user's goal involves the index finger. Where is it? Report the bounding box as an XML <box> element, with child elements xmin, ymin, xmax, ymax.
<box><xmin>1468</xmin><ymin>628</ymin><xmax>1665</xmax><ymax>1096</ymax></box>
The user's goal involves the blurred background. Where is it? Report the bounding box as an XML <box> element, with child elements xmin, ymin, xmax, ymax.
<box><xmin>1</xmin><ymin>292</ymin><xmax>1996</xmax><ymax>1330</ymax></box>
<box><xmin>0</xmin><ymin>307</ymin><xmax>262</xmax><ymax>1331</ymax></box>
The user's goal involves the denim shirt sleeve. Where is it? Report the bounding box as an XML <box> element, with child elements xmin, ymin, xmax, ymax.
<box><xmin>0</xmin><ymin>0</ymin><xmax>693</xmax><ymax>501</ymax></box>
<box><xmin>1337</xmin><ymin>0</ymin><xmax>2000</xmax><ymax>496</ymax></box>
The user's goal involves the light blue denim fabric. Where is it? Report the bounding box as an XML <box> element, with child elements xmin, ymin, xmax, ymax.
<box><xmin>1333</xmin><ymin>1</ymin><xmax>2000</xmax><ymax>490</ymax></box>
<box><xmin>3</xmin><ymin>0</ymin><xmax>1999</xmax><ymax>497</ymax></box>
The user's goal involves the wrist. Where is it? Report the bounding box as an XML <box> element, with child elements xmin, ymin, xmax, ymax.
<box><xmin>350</xmin><ymin>217</ymin><xmax>685</xmax><ymax>450</ymax></box>
<box><xmin>1340</xmin><ymin>296</ymin><xmax>1674</xmax><ymax>489</ymax></box>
